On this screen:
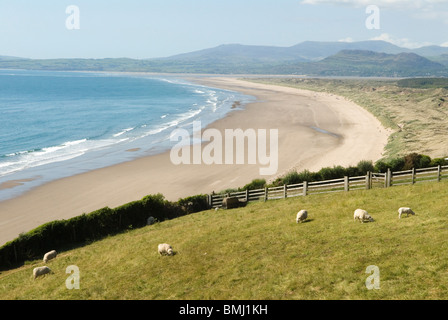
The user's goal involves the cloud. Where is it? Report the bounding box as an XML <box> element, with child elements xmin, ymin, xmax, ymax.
<box><xmin>441</xmin><ymin>42</ymin><xmax>448</xmax><ymax>47</ymax></box>
<box><xmin>338</xmin><ymin>37</ymin><xmax>355</xmax><ymax>43</ymax></box>
<box><xmin>370</xmin><ymin>33</ymin><xmax>434</xmax><ymax>49</ymax></box>
<box><xmin>300</xmin><ymin>0</ymin><xmax>448</xmax><ymax>9</ymax></box>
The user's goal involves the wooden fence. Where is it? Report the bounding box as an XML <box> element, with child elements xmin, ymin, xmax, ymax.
<box><xmin>209</xmin><ymin>165</ymin><xmax>448</xmax><ymax>208</ymax></box>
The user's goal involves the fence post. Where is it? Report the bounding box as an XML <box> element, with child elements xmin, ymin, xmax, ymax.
<box><xmin>246</xmin><ymin>189</ymin><xmax>249</xmax><ymax>202</ymax></box>
<box><xmin>387</xmin><ymin>169</ymin><xmax>391</xmax><ymax>187</ymax></box>
<box><xmin>438</xmin><ymin>165</ymin><xmax>441</xmax><ymax>182</ymax></box>
<box><xmin>384</xmin><ymin>172</ymin><xmax>387</xmax><ymax>188</ymax></box>
<box><xmin>264</xmin><ymin>187</ymin><xmax>268</xmax><ymax>202</ymax></box>
<box><xmin>344</xmin><ymin>176</ymin><xmax>349</xmax><ymax>192</ymax></box>
<box><xmin>412</xmin><ymin>168</ymin><xmax>415</xmax><ymax>185</ymax></box>
<box><xmin>284</xmin><ymin>184</ymin><xmax>287</xmax><ymax>199</ymax></box>
<box><xmin>365</xmin><ymin>171</ymin><xmax>371</xmax><ymax>190</ymax></box>
<box><xmin>303</xmin><ymin>181</ymin><xmax>308</xmax><ymax>196</ymax></box>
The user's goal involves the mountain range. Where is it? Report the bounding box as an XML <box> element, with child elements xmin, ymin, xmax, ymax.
<box><xmin>1</xmin><ymin>40</ymin><xmax>448</xmax><ymax>77</ymax></box>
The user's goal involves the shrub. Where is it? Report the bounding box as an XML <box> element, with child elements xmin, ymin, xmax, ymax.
<box><xmin>177</xmin><ymin>194</ymin><xmax>209</xmax><ymax>214</ymax></box>
<box><xmin>242</xmin><ymin>179</ymin><xmax>266</xmax><ymax>190</ymax></box>
<box><xmin>357</xmin><ymin>160</ymin><xmax>375</xmax><ymax>174</ymax></box>
<box><xmin>296</xmin><ymin>169</ymin><xmax>318</xmax><ymax>182</ymax></box>
<box><xmin>388</xmin><ymin>158</ymin><xmax>405</xmax><ymax>171</ymax></box>
<box><xmin>318</xmin><ymin>166</ymin><xmax>346</xmax><ymax>180</ymax></box>
<box><xmin>419</xmin><ymin>155</ymin><xmax>432</xmax><ymax>169</ymax></box>
<box><xmin>281</xmin><ymin>171</ymin><xmax>302</xmax><ymax>185</ymax></box>
<box><xmin>430</xmin><ymin>157</ymin><xmax>448</xmax><ymax>167</ymax></box>
<box><xmin>374</xmin><ymin>160</ymin><xmax>390</xmax><ymax>173</ymax></box>
<box><xmin>403</xmin><ymin>153</ymin><xmax>422</xmax><ymax>170</ymax></box>
<box><xmin>0</xmin><ymin>193</ymin><xmax>187</xmax><ymax>271</ymax></box>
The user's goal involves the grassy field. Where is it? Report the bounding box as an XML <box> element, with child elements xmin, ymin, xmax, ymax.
<box><xmin>247</xmin><ymin>78</ymin><xmax>448</xmax><ymax>161</ymax></box>
<box><xmin>1</xmin><ymin>180</ymin><xmax>448</xmax><ymax>300</ymax></box>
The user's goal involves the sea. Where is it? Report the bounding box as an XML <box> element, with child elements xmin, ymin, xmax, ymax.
<box><xmin>0</xmin><ymin>70</ymin><xmax>255</xmax><ymax>201</ymax></box>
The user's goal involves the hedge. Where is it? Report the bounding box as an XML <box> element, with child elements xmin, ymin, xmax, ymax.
<box><xmin>0</xmin><ymin>193</ymin><xmax>208</xmax><ymax>271</ymax></box>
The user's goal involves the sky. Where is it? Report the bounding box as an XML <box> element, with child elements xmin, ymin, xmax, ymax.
<box><xmin>0</xmin><ymin>0</ymin><xmax>447</xmax><ymax>59</ymax></box>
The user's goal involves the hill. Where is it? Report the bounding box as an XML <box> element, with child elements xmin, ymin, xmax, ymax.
<box><xmin>301</xmin><ymin>50</ymin><xmax>448</xmax><ymax>77</ymax></box>
<box><xmin>161</xmin><ymin>40</ymin><xmax>412</xmax><ymax>63</ymax></box>
<box><xmin>429</xmin><ymin>53</ymin><xmax>448</xmax><ymax>66</ymax></box>
<box><xmin>1</xmin><ymin>41</ymin><xmax>448</xmax><ymax>76</ymax></box>
<box><xmin>1</xmin><ymin>180</ymin><xmax>448</xmax><ymax>300</ymax></box>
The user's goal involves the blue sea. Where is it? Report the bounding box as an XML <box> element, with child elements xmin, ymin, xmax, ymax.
<box><xmin>0</xmin><ymin>70</ymin><xmax>254</xmax><ymax>201</ymax></box>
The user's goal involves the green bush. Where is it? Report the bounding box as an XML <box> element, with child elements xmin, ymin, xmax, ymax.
<box><xmin>388</xmin><ymin>158</ymin><xmax>406</xmax><ymax>171</ymax></box>
<box><xmin>419</xmin><ymin>155</ymin><xmax>432</xmax><ymax>169</ymax></box>
<box><xmin>318</xmin><ymin>166</ymin><xmax>346</xmax><ymax>180</ymax></box>
<box><xmin>430</xmin><ymin>157</ymin><xmax>448</xmax><ymax>167</ymax></box>
<box><xmin>281</xmin><ymin>172</ymin><xmax>302</xmax><ymax>185</ymax></box>
<box><xmin>177</xmin><ymin>195</ymin><xmax>209</xmax><ymax>214</ymax></box>
<box><xmin>0</xmin><ymin>193</ymin><xmax>187</xmax><ymax>271</ymax></box>
<box><xmin>374</xmin><ymin>160</ymin><xmax>389</xmax><ymax>173</ymax></box>
<box><xmin>357</xmin><ymin>160</ymin><xmax>375</xmax><ymax>175</ymax></box>
<box><xmin>242</xmin><ymin>179</ymin><xmax>266</xmax><ymax>190</ymax></box>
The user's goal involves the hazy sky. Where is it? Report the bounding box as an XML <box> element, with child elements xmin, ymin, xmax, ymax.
<box><xmin>1</xmin><ymin>0</ymin><xmax>447</xmax><ymax>59</ymax></box>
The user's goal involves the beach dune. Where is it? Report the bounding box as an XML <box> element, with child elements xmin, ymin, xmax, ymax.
<box><xmin>0</xmin><ymin>77</ymin><xmax>390</xmax><ymax>245</ymax></box>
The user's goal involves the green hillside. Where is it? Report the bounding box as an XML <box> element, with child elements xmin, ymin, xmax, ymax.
<box><xmin>1</xmin><ymin>43</ymin><xmax>448</xmax><ymax>76</ymax></box>
<box><xmin>1</xmin><ymin>180</ymin><xmax>448</xmax><ymax>300</ymax></box>
<box><xmin>301</xmin><ymin>50</ymin><xmax>448</xmax><ymax>77</ymax></box>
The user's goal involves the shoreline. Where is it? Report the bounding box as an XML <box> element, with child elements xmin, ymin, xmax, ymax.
<box><xmin>0</xmin><ymin>77</ymin><xmax>391</xmax><ymax>245</ymax></box>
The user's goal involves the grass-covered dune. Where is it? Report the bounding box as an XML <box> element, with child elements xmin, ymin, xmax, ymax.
<box><xmin>1</xmin><ymin>180</ymin><xmax>448</xmax><ymax>300</ymax></box>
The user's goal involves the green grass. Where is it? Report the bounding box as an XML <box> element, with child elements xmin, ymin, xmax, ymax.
<box><xmin>1</xmin><ymin>180</ymin><xmax>448</xmax><ymax>300</ymax></box>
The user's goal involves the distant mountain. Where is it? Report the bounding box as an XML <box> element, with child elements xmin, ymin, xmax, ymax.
<box><xmin>282</xmin><ymin>40</ymin><xmax>413</xmax><ymax>61</ymax></box>
<box><xmin>162</xmin><ymin>43</ymin><xmax>310</xmax><ymax>63</ymax></box>
<box><xmin>429</xmin><ymin>53</ymin><xmax>448</xmax><ymax>66</ymax></box>
<box><xmin>299</xmin><ymin>50</ymin><xmax>448</xmax><ymax>77</ymax></box>
<box><xmin>413</xmin><ymin>46</ymin><xmax>448</xmax><ymax>57</ymax></box>
<box><xmin>1</xmin><ymin>41</ymin><xmax>448</xmax><ymax>76</ymax></box>
<box><xmin>162</xmin><ymin>40</ymin><xmax>414</xmax><ymax>63</ymax></box>
<box><xmin>0</xmin><ymin>55</ymin><xmax>27</xmax><ymax>61</ymax></box>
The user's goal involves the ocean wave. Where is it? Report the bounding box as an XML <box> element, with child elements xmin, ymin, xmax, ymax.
<box><xmin>0</xmin><ymin>75</ymin><xmax>255</xmax><ymax>182</ymax></box>
<box><xmin>0</xmin><ymin>138</ymin><xmax>122</xmax><ymax>177</ymax></box>
<box><xmin>113</xmin><ymin>128</ymin><xmax>134</xmax><ymax>137</ymax></box>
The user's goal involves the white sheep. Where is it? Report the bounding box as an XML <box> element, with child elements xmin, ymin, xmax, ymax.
<box><xmin>43</xmin><ymin>250</ymin><xmax>57</xmax><ymax>263</ymax></box>
<box><xmin>33</xmin><ymin>266</ymin><xmax>51</xmax><ymax>279</ymax></box>
<box><xmin>354</xmin><ymin>209</ymin><xmax>374</xmax><ymax>223</ymax></box>
<box><xmin>398</xmin><ymin>207</ymin><xmax>415</xmax><ymax>219</ymax></box>
<box><xmin>296</xmin><ymin>210</ymin><xmax>308</xmax><ymax>223</ymax></box>
<box><xmin>158</xmin><ymin>243</ymin><xmax>174</xmax><ymax>256</ymax></box>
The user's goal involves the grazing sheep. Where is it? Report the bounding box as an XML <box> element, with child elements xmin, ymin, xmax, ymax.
<box><xmin>43</xmin><ymin>250</ymin><xmax>57</xmax><ymax>263</ymax></box>
<box><xmin>296</xmin><ymin>210</ymin><xmax>308</xmax><ymax>223</ymax></box>
<box><xmin>354</xmin><ymin>209</ymin><xmax>374</xmax><ymax>223</ymax></box>
<box><xmin>398</xmin><ymin>207</ymin><xmax>415</xmax><ymax>219</ymax></box>
<box><xmin>158</xmin><ymin>243</ymin><xmax>174</xmax><ymax>256</ymax></box>
<box><xmin>33</xmin><ymin>266</ymin><xmax>51</xmax><ymax>279</ymax></box>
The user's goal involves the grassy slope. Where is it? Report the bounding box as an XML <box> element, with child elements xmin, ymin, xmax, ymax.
<box><xmin>247</xmin><ymin>78</ymin><xmax>448</xmax><ymax>160</ymax></box>
<box><xmin>1</xmin><ymin>180</ymin><xmax>448</xmax><ymax>300</ymax></box>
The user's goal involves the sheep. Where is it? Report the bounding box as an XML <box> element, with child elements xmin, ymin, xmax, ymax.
<box><xmin>33</xmin><ymin>266</ymin><xmax>51</xmax><ymax>279</ymax></box>
<box><xmin>158</xmin><ymin>243</ymin><xmax>174</xmax><ymax>256</ymax></box>
<box><xmin>43</xmin><ymin>250</ymin><xmax>57</xmax><ymax>263</ymax></box>
<box><xmin>398</xmin><ymin>207</ymin><xmax>415</xmax><ymax>219</ymax></box>
<box><xmin>354</xmin><ymin>209</ymin><xmax>374</xmax><ymax>223</ymax></box>
<box><xmin>296</xmin><ymin>210</ymin><xmax>308</xmax><ymax>223</ymax></box>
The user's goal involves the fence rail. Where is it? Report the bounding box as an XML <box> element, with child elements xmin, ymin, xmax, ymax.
<box><xmin>209</xmin><ymin>165</ymin><xmax>448</xmax><ymax>208</ymax></box>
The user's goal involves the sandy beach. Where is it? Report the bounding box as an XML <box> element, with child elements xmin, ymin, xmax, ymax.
<box><xmin>0</xmin><ymin>77</ymin><xmax>391</xmax><ymax>245</ymax></box>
